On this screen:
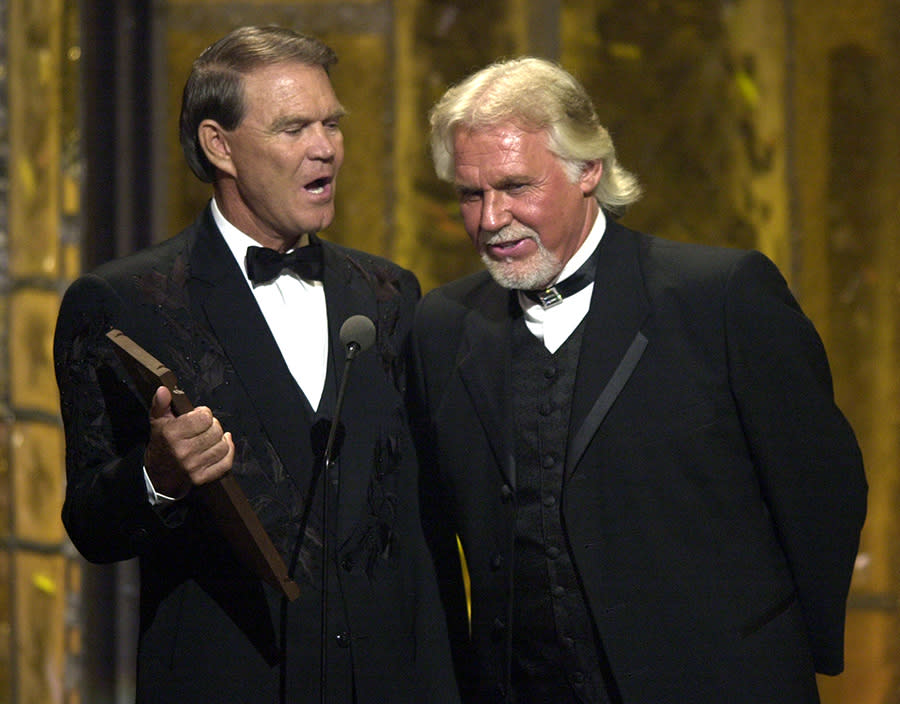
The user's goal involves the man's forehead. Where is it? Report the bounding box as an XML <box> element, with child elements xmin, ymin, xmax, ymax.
<box><xmin>453</xmin><ymin>124</ymin><xmax>548</xmax><ymax>174</ymax></box>
<box><xmin>242</xmin><ymin>62</ymin><xmax>335</xmax><ymax>97</ymax></box>
<box><xmin>240</xmin><ymin>62</ymin><xmax>343</xmax><ymax>118</ymax></box>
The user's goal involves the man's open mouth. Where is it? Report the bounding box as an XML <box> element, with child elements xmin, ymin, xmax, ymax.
<box><xmin>305</xmin><ymin>176</ymin><xmax>332</xmax><ymax>194</ymax></box>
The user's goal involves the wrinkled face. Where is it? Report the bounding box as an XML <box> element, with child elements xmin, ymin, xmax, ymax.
<box><xmin>452</xmin><ymin>123</ymin><xmax>601</xmax><ymax>290</ymax></box>
<box><xmin>217</xmin><ymin>62</ymin><xmax>345</xmax><ymax>249</ymax></box>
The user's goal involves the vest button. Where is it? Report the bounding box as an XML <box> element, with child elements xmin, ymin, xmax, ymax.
<box><xmin>544</xmin><ymin>365</ymin><xmax>557</xmax><ymax>379</ymax></box>
<box><xmin>543</xmin><ymin>494</ymin><xmax>557</xmax><ymax>507</ymax></box>
<box><xmin>542</xmin><ymin>454</ymin><xmax>556</xmax><ymax>468</ymax></box>
<box><xmin>489</xmin><ymin>552</ymin><xmax>504</xmax><ymax>570</ymax></box>
<box><xmin>336</xmin><ymin>631</ymin><xmax>351</xmax><ymax>648</ymax></box>
<box><xmin>539</xmin><ymin>401</ymin><xmax>553</xmax><ymax>416</ymax></box>
<box><xmin>546</xmin><ymin>546</ymin><xmax>560</xmax><ymax>560</ymax></box>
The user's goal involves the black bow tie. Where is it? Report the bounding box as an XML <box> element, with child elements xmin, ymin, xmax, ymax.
<box><xmin>245</xmin><ymin>242</ymin><xmax>324</xmax><ymax>285</ymax></box>
<box><xmin>522</xmin><ymin>243</ymin><xmax>601</xmax><ymax>308</ymax></box>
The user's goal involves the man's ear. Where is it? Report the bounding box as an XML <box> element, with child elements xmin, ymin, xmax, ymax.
<box><xmin>579</xmin><ymin>159</ymin><xmax>603</xmax><ymax>196</ymax></box>
<box><xmin>198</xmin><ymin>119</ymin><xmax>236</xmax><ymax>178</ymax></box>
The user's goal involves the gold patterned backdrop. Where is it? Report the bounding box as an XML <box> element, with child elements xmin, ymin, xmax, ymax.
<box><xmin>2</xmin><ymin>0</ymin><xmax>82</xmax><ymax>701</ymax></box>
<box><xmin>1</xmin><ymin>0</ymin><xmax>897</xmax><ymax>702</ymax></box>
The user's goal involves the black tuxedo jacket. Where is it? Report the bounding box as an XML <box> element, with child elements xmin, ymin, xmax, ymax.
<box><xmin>55</xmin><ymin>206</ymin><xmax>459</xmax><ymax>703</ymax></box>
<box><xmin>410</xmin><ymin>218</ymin><xmax>866</xmax><ymax>703</ymax></box>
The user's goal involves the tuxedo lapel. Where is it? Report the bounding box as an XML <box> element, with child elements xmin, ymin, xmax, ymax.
<box><xmin>188</xmin><ymin>212</ymin><xmax>312</xmax><ymax>490</ymax></box>
<box><xmin>320</xmin><ymin>243</ymin><xmax>379</xmax><ymax>381</ymax></box>
<box><xmin>318</xmin><ymin>244</ymin><xmax>384</xmax><ymax>546</ymax></box>
<box><xmin>567</xmin><ymin>221</ymin><xmax>650</xmax><ymax>476</ymax></box>
<box><xmin>457</xmin><ymin>286</ymin><xmax>517</xmax><ymax>490</ymax></box>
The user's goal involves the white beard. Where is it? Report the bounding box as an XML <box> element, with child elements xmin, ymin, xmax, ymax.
<box><xmin>479</xmin><ymin>224</ymin><xmax>563</xmax><ymax>290</ymax></box>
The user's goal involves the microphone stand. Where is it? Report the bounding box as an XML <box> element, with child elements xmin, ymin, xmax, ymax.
<box><xmin>320</xmin><ymin>337</ymin><xmax>363</xmax><ymax>704</ymax></box>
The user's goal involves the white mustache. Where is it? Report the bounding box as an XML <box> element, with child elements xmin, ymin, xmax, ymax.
<box><xmin>480</xmin><ymin>225</ymin><xmax>539</xmax><ymax>248</ymax></box>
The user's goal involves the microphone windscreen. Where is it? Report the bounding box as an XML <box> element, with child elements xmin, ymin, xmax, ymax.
<box><xmin>339</xmin><ymin>315</ymin><xmax>376</xmax><ymax>352</ymax></box>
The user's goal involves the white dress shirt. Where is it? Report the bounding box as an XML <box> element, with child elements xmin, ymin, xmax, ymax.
<box><xmin>212</xmin><ymin>198</ymin><xmax>328</xmax><ymax>411</ymax></box>
<box><xmin>517</xmin><ymin>209</ymin><xmax>606</xmax><ymax>353</ymax></box>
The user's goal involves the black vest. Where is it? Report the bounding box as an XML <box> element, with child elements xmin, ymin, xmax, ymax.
<box><xmin>281</xmin><ymin>348</ymin><xmax>355</xmax><ymax>702</ymax></box>
<box><xmin>509</xmin><ymin>316</ymin><xmax>614</xmax><ymax>704</ymax></box>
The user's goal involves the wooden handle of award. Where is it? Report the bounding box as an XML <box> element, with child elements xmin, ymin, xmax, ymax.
<box><xmin>106</xmin><ymin>329</ymin><xmax>301</xmax><ymax>602</ymax></box>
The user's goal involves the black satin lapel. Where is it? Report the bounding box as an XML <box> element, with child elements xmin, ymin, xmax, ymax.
<box><xmin>567</xmin><ymin>331</ymin><xmax>647</xmax><ymax>476</ymax></box>
<box><xmin>568</xmin><ymin>221</ymin><xmax>651</xmax><ymax>476</ymax></box>
<box><xmin>458</xmin><ymin>291</ymin><xmax>517</xmax><ymax>490</ymax></box>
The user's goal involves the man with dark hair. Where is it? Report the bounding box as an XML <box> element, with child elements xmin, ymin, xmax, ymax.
<box><xmin>411</xmin><ymin>56</ymin><xmax>866</xmax><ymax>703</ymax></box>
<box><xmin>55</xmin><ymin>25</ymin><xmax>458</xmax><ymax>703</ymax></box>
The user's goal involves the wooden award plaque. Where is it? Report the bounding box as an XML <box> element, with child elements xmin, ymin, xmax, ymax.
<box><xmin>106</xmin><ymin>328</ymin><xmax>301</xmax><ymax>601</ymax></box>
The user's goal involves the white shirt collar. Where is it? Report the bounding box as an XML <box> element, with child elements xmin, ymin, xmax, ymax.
<box><xmin>516</xmin><ymin>209</ymin><xmax>607</xmax><ymax>353</ymax></box>
<box><xmin>210</xmin><ymin>198</ymin><xmax>260</xmax><ymax>284</ymax></box>
<box><xmin>553</xmin><ymin>207</ymin><xmax>606</xmax><ymax>283</ymax></box>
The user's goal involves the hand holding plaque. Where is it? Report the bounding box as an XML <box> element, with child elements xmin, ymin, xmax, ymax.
<box><xmin>106</xmin><ymin>328</ymin><xmax>301</xmax><ymax>602</ymax></box>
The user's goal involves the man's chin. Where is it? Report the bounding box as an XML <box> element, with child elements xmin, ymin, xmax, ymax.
<box><xmin>301</xmin><ymin>211</ymin><xmax>335</xmax><ymax>236</ymax></box>
<box><xmin>483</xmin><ymin>258</ymin><xmax>555</xmax><ymax>291</ymax></box>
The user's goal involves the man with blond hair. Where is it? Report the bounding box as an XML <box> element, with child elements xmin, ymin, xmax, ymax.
<box><xmin>411</xmin><ymin>56</ymin><xmax>866</xmax><ymax>703</ymax></box>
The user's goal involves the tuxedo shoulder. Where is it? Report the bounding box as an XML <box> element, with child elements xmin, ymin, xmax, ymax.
<box><xmin>324</xmin><ymin>242</ymin><xmax>419</xmax><ymax>288</ymax></box>
<box><xmin>414</xmin><ymin>271</ymin><xmax>503</xmax><ymax>344</ymax></box>
<box><xmin>639</xmin><ymin>231</ymin><xmax>753</xmax><ymax>266</ymax></box>
<box><xmin>420</xmin><ymin>270</ymin><xmax>498</xmax><ymax>309</ymax></box>
<box><xmin>87</xmin><ymin>228</ymin><xmax>193</xmax><ymax>286</ymax></box>
<box><xmin>56</xmin><ymin>227</ymin><xmax>196</xmax><ymax>342</ymax></box>
<box><xmin>325</xmin><ymin>241</ymin><xmax>409</xmax><ymax>272</ymax></box>
<box><xmin>637</xmin><ymin>231</ymin><xmax>777</xmax><ymax>289</ymax></box>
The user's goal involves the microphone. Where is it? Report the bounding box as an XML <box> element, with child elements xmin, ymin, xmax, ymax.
<box><xmin>326</xmin><ymin>315</ymin><xmax>375</xmax><ymax>465</ymax></box>
<box><xmin>339</xmin><ymin>314</ymin><xmax>376</xmax><ymax>360</ymax></box>
<box><xmin>320</xmin><ymin>314</ymin><xmax>375</xmax><ymax>704</ymax></box>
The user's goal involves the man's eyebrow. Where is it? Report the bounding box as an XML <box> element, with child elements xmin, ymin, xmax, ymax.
<box><xmin>494</xmin><ymin>175</ymin><xmax>530</xmax><ymax>188</ymax></box>
<box><xmin>455</xmin><ymin>176</ymin><xmax>529</xmax><ymax>193</ymax></box>
<box><xmin>326</xmin><ymin>106</ymin><xmax>348</xmax><ymax>121</ymax></box>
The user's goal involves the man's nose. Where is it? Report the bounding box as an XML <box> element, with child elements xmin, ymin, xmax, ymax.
<box><xmin>307</xmin><ymin>123</ymin><xmax>337</xmax><ymax>160</ymax></box>
<box><xmin>480</xmin><ymin>191</ymin><xmax>511</xmax><ymax>232</ymax></box>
